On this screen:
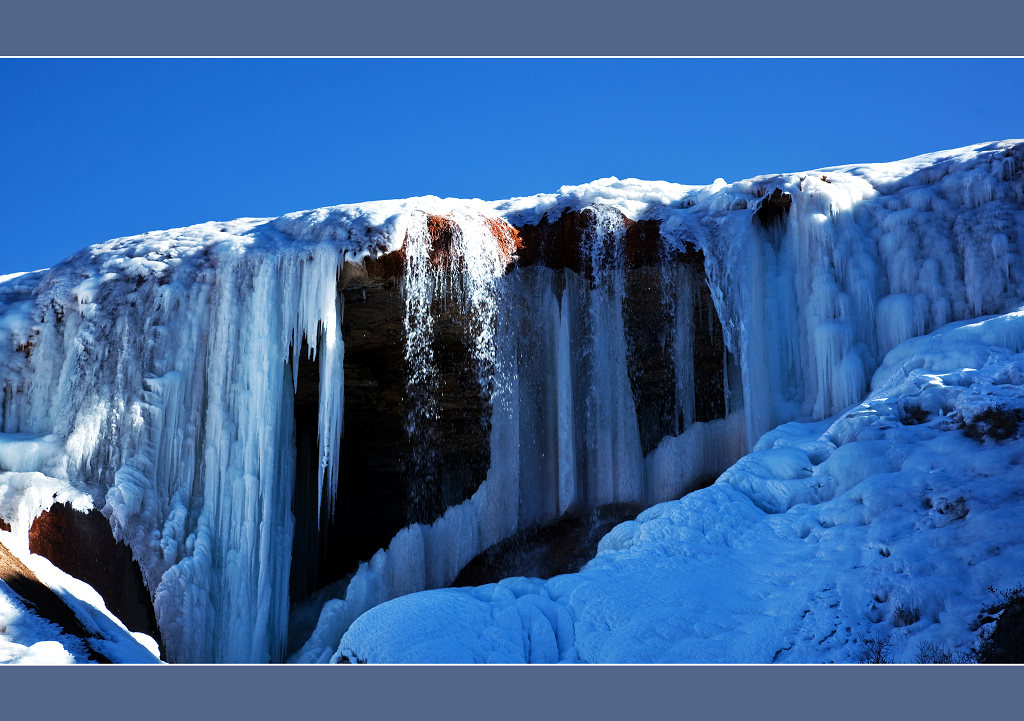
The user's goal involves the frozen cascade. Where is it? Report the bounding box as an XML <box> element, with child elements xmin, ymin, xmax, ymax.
<box><xmin>402</xmin><ymin>212</ymin><xmax>506</xmax><ymax>521</ymax></box>
<box><xmin>0</xmin><ymin>139</ymin><xmax>1021</xmax><ymax>663</ymax></box>
<box><xmin>0</xmin><ymin>226</ymin><xmax>348</xmax><ymax>663</ymax></box>
<box><xmin>578</xmin><ymin>207</ymin><xmax>644</xmax><ymax>506</ymax></box>
<box><xmin>309</xmin><ymin>142</ymin><xmax>1024</xmax><ymax>661</ymax></box>
<box><xmin>292</xmin><ymin>211</ymin><xmax>525</xmax><ymax>661</ymax></box>
<box><xmin>693</xmin><ymin>141</ymin><xmax>1024</xmax><ymax>445</ymax></box>
<box><xmin>293</xmin><ymin>204</ymin><xmax>742</xmax><ymax>661</ymax></box>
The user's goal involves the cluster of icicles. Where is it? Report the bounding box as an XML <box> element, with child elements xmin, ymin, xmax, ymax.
<box><xmin>292</xmin><ymin>204</ymin><xmax>737</xmax><ymax>662</ymax></box>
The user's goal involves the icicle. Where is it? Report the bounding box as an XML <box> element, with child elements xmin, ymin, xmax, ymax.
<box><xmin>555</xmin><ymin>284</ymin><xmax>577</xmax><ymax>516</ymax></box>
<box><xmin>402</xmin><ymin>214</ymin><xmax>439</xmax><ymax>439</ymax></box>
<box><xmin>579</xmin><ymin>206</ymin><xmax>644</xmax><ymax>506</ymax></box>
<box><xmin>672</xmin><ymin>265</ymin><xmax>696</xmax><ymax>433</ymax></box>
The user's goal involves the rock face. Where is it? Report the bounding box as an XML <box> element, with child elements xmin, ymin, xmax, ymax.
<box><xmin>0</xmin><ymin>538</ymin><xmax>110</xmax><ymax>662</ymax></box>
<box><xmin>754</xmin><ymin>187</ymin><xmax>792</xmax><ymax>229</ymax></box>
<box><xmin>286</xmin><ymin>208</ymin><xmax>733</xmax><ymax>603</ymax></box>
<box><xmin>452</xmin><ymin>502</ymin><xmax>645</xmax><ymax>587</ymax></box>
<box><xmin>516</xmin><ymin>207</ymin><xmax>733</xmax><ymax>453</ymax></box>
<box><xmin>28</xmin><ymin>503</ymin><xmax>160</xmax><ymax>646</ymax></box>
<box><xmin>5</xmin><ymin>204</ymin><xmax>736</xmax><ymax>655</ymax></box>
<box><xmin>289</xmin><ymin>216</ymin><xmax>510</xmax><ymax>601</ymax></box>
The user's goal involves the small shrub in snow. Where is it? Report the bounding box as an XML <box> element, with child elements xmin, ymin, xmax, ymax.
<box><xmin>960</xmin><ymin>407</ymin><xmax>1024</xmax><ymax>441</ymax></box>
<box><xmin>900</xmin><ymin>404</ymin><xmax>931</xmax><ymax>425</ymax></box>
<box><xmin>856</xmin><ymin>634</ymin><xmax>894</xmax><ymax>664</ymax></box>
<box><xmin>935</xmin><ymin>496</ymin><xmax>969</xmax><ymax>520</ymax></box>
<box><xmin>977</xmin><ymin>584</ymin><xmax>1024</xmax><ymax>663</ymax></box>
<box><xmin>914</xmin><ymin>641</ymin><xmax>977</xmax><ymax>664</ymax></box>
<box><xmin>915</xmin><ymin>641</ymin><xmax>952</xmax><ymax>663</ymax></box>
<box><xmin>893</xmin><ymin>602</ymin><xmax>921</xmax><ymax>627</ymax></box>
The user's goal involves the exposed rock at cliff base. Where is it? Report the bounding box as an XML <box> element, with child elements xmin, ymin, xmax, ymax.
<box><xmin>28</xmin><ymin>503</ymin><xmax>160</xmax><ymax>645</ymax></box>
<box><xmin>0</xmin><ymin>538</ymin><xmax>110</xmax><ymax>662</ymax></box>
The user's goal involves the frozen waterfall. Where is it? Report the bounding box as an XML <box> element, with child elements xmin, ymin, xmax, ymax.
<box><xmin>0</xmin><ymin>140</ymin><xmax>1021</xmax><ymax>663</ymax></box>
<box><xmin>1</xmin><ymin>225</ymin><xmax>348</xmax><ymax>662</ymax></box>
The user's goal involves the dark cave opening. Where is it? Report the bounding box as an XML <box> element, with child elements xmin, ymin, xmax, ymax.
<box><xmin>288</xmin><ymin>261</ymin><xmax>493</xmax><ymax>606</ymax></box>
<box><xmin>452</xmin><ymin>503</ymin><xmax>646</xmax><ymax>587</ymax></box>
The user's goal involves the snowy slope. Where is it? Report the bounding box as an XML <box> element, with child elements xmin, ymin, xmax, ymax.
<box><xmin>0</xmin><ymin>139</ymin><xmax>1022</xmax><ymax>663</ymax></box>
<box><xmin>1</xmin><ymin>529</ymin><xmax>161</xmax><ymax>664</ymax></box>
<box><xmin>336</xmin><ymin>307</ymin><xmax>1024</xmax><ymax>663</ymax></box>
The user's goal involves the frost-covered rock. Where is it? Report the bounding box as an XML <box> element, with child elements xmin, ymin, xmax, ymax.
<box><xmin>0</xmin><ymin>535</ymin><xmax>160</xmax><ymax>664</ymax></box>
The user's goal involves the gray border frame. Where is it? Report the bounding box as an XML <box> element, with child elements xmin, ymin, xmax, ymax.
<box><xmin>3</xmin><ymin>665</ymin><xmax>1021</xmax><ymax>718</ymax></box>
<box><xmin>2</xmin><ymin>0</ymin><xmax>1023</xmax><ymax>56</ymax></box>
<box><xmin>2</xmin><ymin>1</ymin><xmax>1021</xmax><ymax>719</ymax></box>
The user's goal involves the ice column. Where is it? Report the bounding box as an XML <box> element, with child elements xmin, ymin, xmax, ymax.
<box><xmin>1</xmin><ymin>238</ymin><xmax>347</xmax><ymax>663</ymax></box>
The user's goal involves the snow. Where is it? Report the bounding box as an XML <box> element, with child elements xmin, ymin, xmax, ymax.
<box><xmin>0</xmin><ymin>583</ymin><xmax>80</xmax><ymax>664</ymax></box>
<box><xmin>0</xmin><ymin>559</ymin><xmax>161</xmax><ymax>664</ymax></box>
<box><xmin>491</xmin><ymin>177</ymin><xmax>713</xmax><ymax>228</ymax></box>
<box><xmin>22</xmin><ymin>552</ymin><xmax>161</xmax><ymax>663</ymax></box>
<box><xmin>0</xmin><ymin>138</ymin><xmax>1022</xmax><ymax>662</ymax></box>
<box><xmin>337</xmin><ymin>306</ymin><xmax>1024</xmax><ymax>663</ymax></box>
<box><xmin>1</xmin><ymin>525</ymin><xmax>161</xmax><ymax>664</ymax></box>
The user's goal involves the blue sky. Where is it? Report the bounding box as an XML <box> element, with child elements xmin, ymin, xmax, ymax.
<box><xmin>2</xmin><ymin>58</ymin><xmax>1023</xmax><ymax>273</ymax></box>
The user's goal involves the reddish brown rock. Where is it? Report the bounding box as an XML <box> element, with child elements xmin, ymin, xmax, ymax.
<box><xmin>486</xmin><ymin>217</ymin><xmax>523</xmax><ymax>264</ymax></box>
<box><xmin>360</xmin><ymin>214</ymin><xmax>521</xmax><ymax>280</ymax></box>
<box><xmin>623</xmin><ymin>217</ymin><xmax>664</xmax><ymax>268</ymax></box>
<box><xmin>426</xmin><ymin>214</ymin><xmax>459</xmax><ymax>268</ymax></box>
<box><xmin>28</xmin><ymin>503</ymin><xmax>160</xmax><ymax>646</ymax></box>
<box><xmin>363</xmin><ymin>248</ymin><xmax>405</xmax><ymax>280</ymax></box>
<box><xmin>514</xmin><ymin>208</ymin><xmax>589</xmax><ymax>272</ymax></box>
<box><xmin>0</xmin><ymin>538</ymin><xmax>111</xmax><ymax>662</ymax></box>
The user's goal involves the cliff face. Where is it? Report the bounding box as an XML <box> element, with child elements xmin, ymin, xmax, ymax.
<box><xmin>28</xmin><ymin>503</ymin><xmax>160</xmax><ymax>644</ymax></box>
<box><xmin>290</xmin><ymin>219</ymin><xmax>499</xmax><ymax>600</ymax></box>
<box><xmin>0</xmin><ymin>140</ymin><xmax>1021</xmax><ymax>663</ymax></box>
<box><xmin>288</xmin><ymin>209</ymin><xmax>733</xmax><ymax>604</ymax></box>
<box><xmin>516</xmin><ymin>208</ymin><xmax>732</xmax><ymax>452</ymax></box>
<box><xmin>0</xmin><ymin>538</ymin><xmax>110</xmax><ymax>662</ymax></box>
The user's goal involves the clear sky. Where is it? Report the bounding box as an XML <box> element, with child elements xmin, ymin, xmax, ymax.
<box><xmin>2</xmin><ymin>58</ymin><xmax>1022</xmax><ymax>273</ymax></box>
